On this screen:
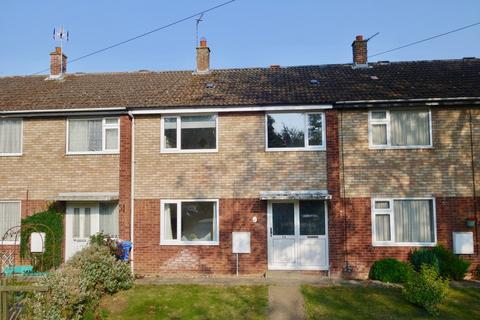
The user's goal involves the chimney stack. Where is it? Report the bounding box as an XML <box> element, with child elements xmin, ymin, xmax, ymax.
<box><xmin>352</xmin><ymin>35</ymin><xmax>368</xmax><ymax>67</ymax></box>
<box><xmin>195</xmin><ymin>38</ymin><xmax>210</xmax><ymax>74</ymax></box>
<box><xmin>50</xmin><ymin>47</ymin><xmax>67</xmax><ymax>77</ymax></box>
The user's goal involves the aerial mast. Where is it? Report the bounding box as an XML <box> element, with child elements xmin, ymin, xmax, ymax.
<box><xmin>53</xmin><ymin>26</ymin><xmax>69</xmax><ymax>76</ymax></box>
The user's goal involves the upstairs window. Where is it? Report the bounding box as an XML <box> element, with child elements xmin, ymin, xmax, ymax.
<box><xmin>369</xmin><ymin>110</ymin><xmax>431</xmax><ymax>148</ymax></box>
<box><xmin>266</xmin><ymin>112</ymin><xmax>325</xmax><ymax>151</ymax></box>
<box><xmin>161</xmin><ymin>115</ymin><xmax>217</xmax><ymax>152</ymax></box>
<box><xmin>372</xmin><ymin>198</ymin><xmax>436</xmax><ymax>246</ymax></box>
<box><xmin>0</xmin><ymin>119</ymin><xmax>22</xmax><ymax>155</ymax></box>
<box><xmin>67</xmin><ymin>118</ymin><xmax>119</xmax><ymax>154</ymax></box>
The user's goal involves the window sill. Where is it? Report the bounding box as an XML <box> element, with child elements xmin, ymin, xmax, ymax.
<box><xmin>266</xmin><ymin>147</ymin><xmax>326</xmax><ymax>152</ymax></box>
<box><xmin>372</xmin><ymin>242</ymin><xmax>436</xmax><ymax>247</ymax></box>
<box><xmin>0</xmin><ymin>153</ymin><xmax>22</xmax><ymax>157</ymax></box>
<box><xmin>66</xmin><ymin>151</ymin><xmax>119</xmax><ymax>156</ymax></box>
<box><xmin>160</xmin><ymin>241</ymin><xmax>219</xmax><ymax>246</ymax></box>
<box><xmin>368</xmin><ymin>145</ymin><xmax>433</xmax><ymax>150</ymax></box>
<box><xmin>160</xmin><ymin>149</ymin><xmax>218</xmax><ymax>154</ymax></box>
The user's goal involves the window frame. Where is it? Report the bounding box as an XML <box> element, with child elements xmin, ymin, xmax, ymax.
<box><xmin>368</xmin><ymin>109</ymin><xmax>433</xmax><ymax>149</ymax></box>
<box><xmin>160</xmin><ymin>114</ymin><xmax>219</xmax><ymax>153</ymax></box>
<box><xmin>0</xmin><ymin>200</ymin><xmax>22</xmax><ymax>245</ymax></box>
<box><xmin>371</xmin><ymin>197</ymin><xmax>437</xmax><ymax>247</ymax></box>
<box><xmin>66</xmin><ymin>117</ymin><xmax>120</xmax><ymax>155</ymax></box>
<box><xmin>265</xmin><ymin>111</ymin><xmax>326</xmax><ymax>152</ymax></box>
<box><xmin>160</xmin><ymin>199</ymin><xmax>219</xmax><ymax>246</ymax></box>
<box><xmin>0</xmin><ymin>118</ymin><xmax>23</xmax><ymax>157</ymax></box>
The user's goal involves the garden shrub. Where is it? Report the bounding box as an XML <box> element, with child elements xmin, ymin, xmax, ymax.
<box><xmin>368</xmin><ymin>258</ymin><xmax>414</xmax><ymax>283</ymax></box>
<box><xmin>22</xmin><ymin>244</ymin><xmax>133</xmax><ymax>320</ymax></box>
<box><xmin>410</xmin><ymin>248</ymin><xmax>440</xmax><ymax>273</ymax></box>
<box><xmin>410</xmin><ymin>246</ymin><xmax>470</xmax><ymax>280</ymax></box>
<box><xmin>20</xmin><ymin>203</ymin><xmax>64</xmax><ymax>271</ymax></box>
<box><xmin>403</xmin><ymin>264</ymin><xmax>449</xmax><ymax>315</ymax></box>
<box><xmin>89</xmin><ymin>232</ymin><xmax>119</xmax><ymax>257</ymax></box>
<box><xmin>432</xmin><ymin>245</ymin><xmax>471</xmax><ymax>281</ymax></box>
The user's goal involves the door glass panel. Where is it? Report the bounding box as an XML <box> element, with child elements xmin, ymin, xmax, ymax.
<box><xmin>99</xmin><ymin>202</ymin><xmax>119</xmax><ymax>238</ymax></box>
<box><xmin>272</xmin><ymin>203</ymin><xmax>294</xmax><ymax>235</ymax></box>
<box><xmin>83</xmin><ymin>208</ymin><xmax>91</xmax><ymax>238</ymax></box>
<box><xmin>73</xmin><ymin>208</ymin><xmax>80</xmax><ymax>238</ymax></box>
<box><xmin>299</xmin><ymin>201</ymin><xmax>325</xmax><ymax>235</ymax></box>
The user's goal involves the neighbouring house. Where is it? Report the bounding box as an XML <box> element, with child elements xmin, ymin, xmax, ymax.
<box><xmin>0</xmin><ymin>36</ymin><xmax>479</xmax><ymax>278</ymax></box>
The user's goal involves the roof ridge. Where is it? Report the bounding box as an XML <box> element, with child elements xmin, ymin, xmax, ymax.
<box><xmin>1</xmin><ymin>57</ymin><xmax>477</xmax><ymax>79</ymax></box>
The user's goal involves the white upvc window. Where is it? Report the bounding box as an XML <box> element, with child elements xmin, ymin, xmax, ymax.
<box><xmin>160</xmin><ymin>114</ymin><xmax>218</xmax><ymax>153</ymax></box>
<box><xmin>160</xmin><ymin>199</ymin><xmax>219</xmax><ymax>245</ymax></box>
<box><xmin>0</xmin><ymin>201</ymin><xmax>21</xmax><ymax>244</ymax></box>
<box><xmin>67</xmin><ymin>117</ymin><xmax>120</xmax><ymax>154</ymax></box>
<box><xmin>266</xmin><ymin>112</ymin><xmax>325</xmax><ymax>151</ymax></box>
<box><xmin>368</xmin><ymin>109</ymin><xmax>432</xmax><ymax>149</ymax></box>
<box><xmin>372</xmin><ymin>198</ymin><xmax>437</xmax><ymax>247</ymax></box>
<box><xmin>0</xmin><ymin>119</ymin><xmax>22</xmax><ymax>156</ymax></box>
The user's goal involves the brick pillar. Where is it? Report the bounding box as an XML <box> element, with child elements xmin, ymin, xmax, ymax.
<box><xmin>119</xmin><ymin>115</ymin><xmax>132</xmax><ymax>240</ymax></box>
<box><xmin>326</xmin><ymin>109</ymin><xmax>346</xmax><ymax>275</ymax></box>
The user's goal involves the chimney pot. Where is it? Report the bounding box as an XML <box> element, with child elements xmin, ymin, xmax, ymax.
<box><xmin>195</xmin><ymin>38</ymin><xmax>210</xmax><ymax>74</ymax></box>
<box><xmin>50</xmin><ymin>47</ymin><xmax>67</xmax><ymax>77</ymax></box>
<box><xmin>352</xmin><ymin>35</ymin><xmax>368</xmax><ymax>67</ymax></box>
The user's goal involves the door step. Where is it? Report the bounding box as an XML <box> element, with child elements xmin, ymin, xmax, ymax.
<box><xmin>266</xmin><ymin>270</ymin><xmax>330</xmax><ymax>282</ymax></box>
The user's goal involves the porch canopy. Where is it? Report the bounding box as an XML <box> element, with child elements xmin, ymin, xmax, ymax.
<box><xmin>259</xmin><ymin>190</ymin><xmax>331</xmax><ymax>200</ymax></box>
<box><xmin>51</xmin><ymin>192</ymin><xmax>119</xmax><ymax>202</ymax></box>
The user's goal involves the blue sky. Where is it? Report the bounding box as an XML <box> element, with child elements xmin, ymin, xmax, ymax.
<box><xmin>0</xmin><ymin>0</ymin><xmax>479</xmax><ymax>76</ymax></box>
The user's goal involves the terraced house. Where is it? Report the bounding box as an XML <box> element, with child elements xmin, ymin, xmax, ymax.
<box><xmin>0</xmin><ymin>36</ymin><xmax>479</xmax><ymax>277</ymax></box>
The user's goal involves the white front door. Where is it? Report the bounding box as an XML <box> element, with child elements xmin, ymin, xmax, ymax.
<box><xmin>267</xmin><ymin>200</ymin><xmax>328</xmax><ymax>270</ymax></box>
<box><xmin>65</xmin><ymin>202</ymin><xmax>100</xmax><ymax>260</ymax></box>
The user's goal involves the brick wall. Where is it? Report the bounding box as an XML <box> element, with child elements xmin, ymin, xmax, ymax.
<box><xmin>133</xmin><ymin>198</ymin><xmax>267</xmax><ymax>275</ymax></box>
<box><xmin>119</xmin><ymin>115</ymin><xmax>132</xmax><ymax>240</ymax></box>
<box><xmin>325</xmin><ymin>110</ymin><xmax>347</xmax><ymax>274</ymax></box>
<box><xmin>134</xmin><ymin>112</ymin><xmax>327</xmax><ymax>199</ymax></box>
<box><xmin>0</xmin><ymin>117</ymin><xmax>119</xmax><ymax>200</ymax></box>
<box><xmin>341</xmin><ymin>197</ymin><xmax>480</xmax><ymax>278</ymax></box>
<box><xmin>340</xmin><ymin>107</ymin><xmax>479</xmax><ymax>197</ymax></box>
<box><xmin>334</xmin><ymin>107</ymin><xmax>480</xmax><ymax>278</ymax></box>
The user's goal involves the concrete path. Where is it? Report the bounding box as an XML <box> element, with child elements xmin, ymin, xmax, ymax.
<box><xmin>269</xmin><ymin>284</ymin><xmax>305</xmax><ymax>320</ymax></box>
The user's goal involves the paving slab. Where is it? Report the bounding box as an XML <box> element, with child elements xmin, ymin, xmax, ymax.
<box><xmin>269</xmin><ymin>284</ymin><xmax>305</xmax><ymax>320</ymax></box>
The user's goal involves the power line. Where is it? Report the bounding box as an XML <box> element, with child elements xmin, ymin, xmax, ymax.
<box><xmin>31</xmin><ymin>0</ymin><xmax>236</xmax><ymax>75</ymax></box>
<box><xmin>369</xmin><ymin>21</ymin><xmax>480</xmax><ymax>58</ymax></box>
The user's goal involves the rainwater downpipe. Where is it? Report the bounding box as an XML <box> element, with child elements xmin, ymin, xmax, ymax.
<box><xmin>128</xmin><ymin>111</ymin><xmax>135</xmax><ymax>273</ymax></box>
<box><xmin>468</xmin><ymin>109</ymin><xmax>478</xmax><ymax>255</ymax></box>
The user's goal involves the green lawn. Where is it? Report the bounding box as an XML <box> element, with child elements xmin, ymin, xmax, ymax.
<box><xmin>301</xmin><ymin>285</ymin><xmax>480</xmax><ymax>320</ymax></box>
<box><xmin>96</xmin><ymin>284</ymin><xmax>268</xmax><ymax>320</ymax></box>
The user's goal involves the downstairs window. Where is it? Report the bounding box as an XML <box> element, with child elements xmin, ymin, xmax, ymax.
<box><xmin>0</xmin><ymin>201</ymin><xmax>21</xmax><ymax>244</ymax></box>
<box><xmin>161</xmin><ymin>200</ymin><xmax>218</xmax><ymax>245</ymax></box>
<box><xmin>372</xmin><ymin>198</ymin><xmax>436</xmax><ymax>246</ymax></box>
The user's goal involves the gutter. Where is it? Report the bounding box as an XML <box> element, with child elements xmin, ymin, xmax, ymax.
<box><xmin>129</xmin><ymin>104</ymin><xmax>333</xmax><ymax>115</ymax></box>
<box><xmin>335</xmin><ymin>97</ymin><xmax>480</xmax><ymax>109</ymax></box>
<box><xmin>0</xmin><ymin>107</ymin><xmax>128</xmax><ymax>118</ymax></box>
<box><xmin>128</xmin><ymin>111</ymin><xmax>135</xmax><ymax>273</ymax></box>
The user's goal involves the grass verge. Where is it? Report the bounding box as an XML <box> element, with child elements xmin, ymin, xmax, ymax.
<box><xmin>95</xmin><ymin>284</ymin><xmax>268</xmax><ymax>320</ymax></box>
<box><xmin>301</xmin><ymin>284</ymin><xmax>480</xmax><ymax>320</ymax></box>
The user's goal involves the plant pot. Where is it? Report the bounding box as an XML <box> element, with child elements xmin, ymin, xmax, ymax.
<box><xmin>466</xmin><ymin>219</ymin><xmax>476</xmax><ymax>228</ymax></box>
